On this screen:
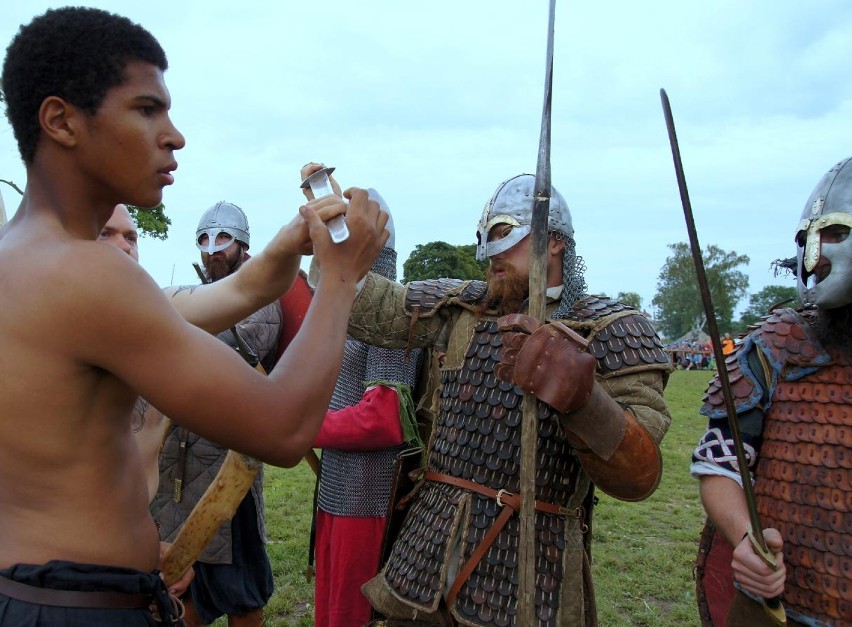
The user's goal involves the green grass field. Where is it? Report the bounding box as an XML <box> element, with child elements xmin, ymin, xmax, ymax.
<box><xmin>250</xmin><ymin>369</ymin><xmax>715</xmax><ymax>626</ymax></box>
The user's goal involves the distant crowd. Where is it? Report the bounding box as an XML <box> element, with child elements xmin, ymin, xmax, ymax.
<box><xmin>665</xmin><ymin>333</ymin><xmax>738</xmax><ymax>370</ymax></box>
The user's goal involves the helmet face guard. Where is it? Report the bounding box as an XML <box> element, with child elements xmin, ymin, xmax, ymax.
<box><xmin>795</xmin><ymin>158</ymin><xmax>852</xmax><ymax>309</ymax></box>
<box><xmin>195</xmin><ymin>201</ymin><xmax>249</xmax><ymax>254</ymax></box>
<box><xmin>475</xmin><ymin>174</ymin><xmax>572</xmax><ymax>261</ymax></box>
<box><xmin>196</xmin><ymin>228</ymin><xmax>240</xmax><ymax>254</ymax></box>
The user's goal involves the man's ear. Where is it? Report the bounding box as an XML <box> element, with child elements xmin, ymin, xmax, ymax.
<box><xmin>38</xmin><ymin>96</ymin><xmax>80</xmax><ymax>150</ymax></box>
<box><xmin>548</xmin><ymin>235</ymin><xmax>566</xmax><ymax>258</ymax></box>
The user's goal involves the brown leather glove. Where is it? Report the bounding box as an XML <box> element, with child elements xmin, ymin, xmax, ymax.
<box><xmin>495</xmin><ymin>313</ymin><xmax>597</xmax><ymax>413</ymax></box>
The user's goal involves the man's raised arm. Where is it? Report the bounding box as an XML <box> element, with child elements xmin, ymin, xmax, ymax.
<box><xmin>165</xmin><ymin>195</ymin><xmax>347</xmax><ymax>334</ymax></box>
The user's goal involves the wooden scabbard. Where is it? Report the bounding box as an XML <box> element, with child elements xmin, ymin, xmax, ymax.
<box><xmin>160</xmin><ymin>442</ymin><xmax>319</xmax><ymax>586</ymax></box>
<box><xmin>159</xmin><ymin>278</ymin><xmax>321</xmax><ymax>586</ymax></box>
<box><xmin>161</xmin><ymin>450</ymin><xmax>261</xmax><ymax>586</ymax></box>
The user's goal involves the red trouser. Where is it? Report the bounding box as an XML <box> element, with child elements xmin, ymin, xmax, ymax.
<box><xmin>314</xmin><ymin>509</ymin><xmax>386</xmax><ymax>627</ymax></box>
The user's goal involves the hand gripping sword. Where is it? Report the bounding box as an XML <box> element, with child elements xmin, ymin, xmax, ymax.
<box><xmin>518</xmin><ymin>1</ymin><xmax>556</xmax><ymax>623</ymax></box>
<box><xmin>160</xmin><ymin>263</ymin><xmax>320</xmax><ymax>586</ymax></box>
<box><xmin>659</xmin><ymin>88</ymin><xmax>786</xmax><ymax>626</ymax></box>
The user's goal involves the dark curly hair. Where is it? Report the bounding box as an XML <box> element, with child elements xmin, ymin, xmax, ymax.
<box><xmin>1</xmin><ymin>7</ymin><xmax>167</xmax><ymax>164</ymax></box>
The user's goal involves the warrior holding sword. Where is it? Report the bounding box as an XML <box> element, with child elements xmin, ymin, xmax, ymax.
<box><xmin>691</xmin><ymin>156</ymin><xmax>852</xmax><ymax>626</ymax></box>
<box><xmin>333</xmin><ymin>172</ymin><xmax>673</xmax><ymax>626</ymax></box>
<box><xmin>330</xmin><ymin>3</ymin><xmax>672</xmax><ymax>622</ymax></box>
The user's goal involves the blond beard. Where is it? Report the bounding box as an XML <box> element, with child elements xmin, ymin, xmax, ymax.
<box><xmin>480</xmin><ymin>264</ymin><xmax>529</xmax><ymax>316</ymax></box>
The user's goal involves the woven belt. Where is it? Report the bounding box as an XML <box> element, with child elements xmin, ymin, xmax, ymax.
<box><xmin>0</xmin><ymin>573</ymin><xmax>152</xmax><ymax>609</ymax></box>
<box><xmin>423</xmin><ymin>471</ymin><xmax>582</xmax><ymax>607</ymax></box>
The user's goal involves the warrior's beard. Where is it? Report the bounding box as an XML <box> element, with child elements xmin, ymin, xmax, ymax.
<box><xmin>480</xmin><ymin>265</ymin><xmax>529</xmax><ymax>316</ymax></box>
<box><xmin>813</xmin><ymin>303</ymin><xmax>852</xmax><ymax>355</ymax></box>
<box><xmin>206</xmin><ymin>249</ymin><xmax>244</xmax><ymax>282</ymax></box>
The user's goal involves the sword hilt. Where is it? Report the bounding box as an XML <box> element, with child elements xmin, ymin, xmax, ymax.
<box><xmin>300</xmin><ymin>166</ymin><xmax>349</xmax><ymax>243</ymax></box>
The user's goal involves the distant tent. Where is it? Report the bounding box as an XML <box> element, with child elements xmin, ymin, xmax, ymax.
<box><xmin>675</xmin><ymin>329</ymin><xmax>710</xmax><ymax>345</ymax></box>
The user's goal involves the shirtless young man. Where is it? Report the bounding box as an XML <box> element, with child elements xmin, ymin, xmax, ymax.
<box><xmin>101</xmin><ymin>203</ymin><xmax>304</xmax><ymax>504</ymax></box>
<box><xmin>0</xmin><ymin>7</ymin><xmax>387</xmax><ymax>625</ymax></box>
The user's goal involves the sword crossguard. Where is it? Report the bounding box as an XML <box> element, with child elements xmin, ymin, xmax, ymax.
<box><xmin>747</xmin><ymin>527</ymin><xmax>778</xmax><ymax>570</ymax></box>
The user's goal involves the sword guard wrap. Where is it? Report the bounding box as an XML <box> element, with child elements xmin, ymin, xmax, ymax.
<box><xmin>495</xmin><ymin>313</ymin><xmax>596</xmax><ymax>413</ymax></box>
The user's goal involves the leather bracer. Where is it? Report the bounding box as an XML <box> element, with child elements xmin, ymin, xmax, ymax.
<box><xmin>563</xmin><ymin>386</ymin><xmax>662</xmax><ymax>502</ymax></box>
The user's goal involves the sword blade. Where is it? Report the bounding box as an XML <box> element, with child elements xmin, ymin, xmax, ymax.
<box><xmin>519</xmin><ymin>1</ymin><xmax>556</xmax><ymax>624</ymax></box>
<box><xmin>660</xmin><ymin>88</ymin><xmax>786</xmax><ymax>625</ymax></box>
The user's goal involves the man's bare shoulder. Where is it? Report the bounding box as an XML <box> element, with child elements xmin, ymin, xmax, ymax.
<box><xmin>21</xmin><ymin>236</ymin><xmax>157</xmax><ymax>298</ymax></box>
<box><xmin>2</xmin><ymin>236</ymin><xmax>178</xmax><ymax>356</ymax></box>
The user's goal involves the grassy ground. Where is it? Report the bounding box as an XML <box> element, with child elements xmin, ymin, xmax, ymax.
<box><xmin>233</xmin><ymin>369</ymin><xmax>715</xmax><ymax>626</ymax></box>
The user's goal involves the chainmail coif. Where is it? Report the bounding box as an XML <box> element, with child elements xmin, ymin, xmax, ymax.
<box><xmin>551</xmin><ymin>234</ymin><xmax>588</xmax><ymax>319</ymax></box>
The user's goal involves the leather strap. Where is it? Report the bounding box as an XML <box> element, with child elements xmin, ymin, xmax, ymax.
<box><xmin>424</xmin><ymin>471</ymin><xmax>581</xmax><ymax>608</ymax></box>
<box><xmin>0</xmin><ymin>573</ymin><xmax>152</xmax><ymax>609</ymax></box>
<box><xmin>406</xmin><ymin>306</ymin><xmax>421</xmax><ymax>361</ymax></box>
<box><xmin>425</xmin><ymin>471</ymin><xmax>570</xmax><ymax>515</ymax></box>
<box><xmin>173</xmin><ymin>427</ymin><xmax>189</xmax><ymax>503</ymax></box>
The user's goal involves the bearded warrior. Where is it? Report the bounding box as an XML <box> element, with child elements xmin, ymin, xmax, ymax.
<box><xmin>692</xmin><ymin>157</ymin><xmax>852</xmax><ymax>626</ymax></box>
<box><xmin>155</xmin><ymin>201</ymin><xmax>282</xmax><ymax>626</ymax></box>
<box><xmin>344</xmin><ymin>174</ymin><xmax>672</xmax><ymax>626</ymax></box>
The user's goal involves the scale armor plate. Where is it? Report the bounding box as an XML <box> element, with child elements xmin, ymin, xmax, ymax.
<box><xmin>696</xmin><ymin>308</ymin><xmax>850</xmax><ymax>624</ymax></box>
<box><xmin>404</xmin><ymin>279</ymin><xmax>488</xmax><ymax>317</ymax></box>
<box><xmin>570</xmin><ymin>295</ymin><xmax>671</xmax><ymax>377</ymax></box>
<box><xmin>754</xmin><ymin>350</ymin><xmax>852</xmax><ymax>624</ymax></box>
<box><xmin>700</xmin><ymin>309</ymin><xmax>831</xmax><ymax>419</ymax></box>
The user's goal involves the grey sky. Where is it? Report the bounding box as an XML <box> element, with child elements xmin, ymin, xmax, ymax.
<box><xmin>2</xmin><ymin>1</ymin><xmax>851</xmax><ymax>315</ymax></box>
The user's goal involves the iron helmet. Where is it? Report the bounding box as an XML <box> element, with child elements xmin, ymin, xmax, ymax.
<box><xmin>196</xmin><ymin>201</ymin><xmax>250</xmax><ymax>254</ymax></box>
<box><xmin>475</xmin><ymin>174</ymin><xmax>572</xmax><ymax>261</ymax></box>
<box><xmin>795</xmin><ymin>157</ymin><xmax>852</xmax><ymax>309</ymax></box>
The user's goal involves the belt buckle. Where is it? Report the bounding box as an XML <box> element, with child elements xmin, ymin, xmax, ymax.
<box><xmin>495</xmin><ymin>489</ymin><xmax>513</xmax><ymax>507</ymax></box>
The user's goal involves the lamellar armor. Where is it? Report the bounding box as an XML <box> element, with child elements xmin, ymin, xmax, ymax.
<box><xmin>354</xmin><ymin>276</ymin><xmax>671</xmax><ymax>627</ymax></box>
<box><xmin>693</xmin><ymin>308</ymin><xmax>851</xmax><ymax>625</ymax></box>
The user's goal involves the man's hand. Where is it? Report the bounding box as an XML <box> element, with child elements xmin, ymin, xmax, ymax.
<box><xmin>301</xmin><ymin>187</ymin><xmax>388</xmax><ymax>287</ymax></box>
<box><xmin>732</xmin><ymin>528</ymin><xmax>786</xmax><ymax>599</ymax></box>
<box><xmin>275</xmin><ymin>194</ymin><xmax>349</xmax><ymax>256</ymax></box>
<box><xmin>300</xmin><ymin>162</ymin><xmax>343</xmax><ymax>201</ymax></box>
<box><xmin>496</xmin><ymin>313</ymin><xmax>597</xmax><ymax>413</ymax></box>
<box><xmin>158</xmin><ymin>541</ymin><xmax>194</xmax><ymax>597</ymax></box>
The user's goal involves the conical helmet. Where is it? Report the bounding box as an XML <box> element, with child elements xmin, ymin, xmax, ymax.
<box><xmin>475</xmin><ymin>174</ymin><xmax>572</xmax><ymax>261</ymax></box>
<box><xmin>195</xmin><ymin>201</ymin><xmax>250</xmax><ymax>253</ymax></box>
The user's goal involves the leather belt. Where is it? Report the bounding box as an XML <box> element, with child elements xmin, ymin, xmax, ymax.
<box><xmin>423</xmin><ymin>471</ymin><xmax>582</xmax><ymax>607</ymax></box>
<box><xmin>0</xmin><ymin>573</ymin><xmax>152</xmax><ymax>609</ymax></box>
